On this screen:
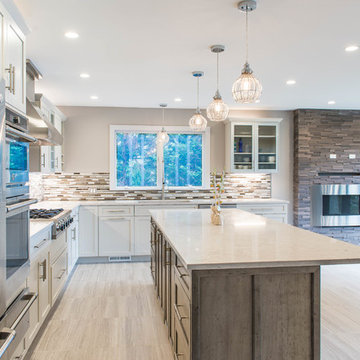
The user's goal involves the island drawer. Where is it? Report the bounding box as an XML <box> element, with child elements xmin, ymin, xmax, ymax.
<box><xmin>174</xmin><ymin>270</ymin><xmax>191</xmax><ymax>343</ymax></box>
<box><xmin>175</xmin><ymin>257</ymin><xmax>191</xmax><ymax>297</ymax></box>
<box><xmin>174</xmin><ymin>313</ymin><xmax>190</xmax><ymax>360</ymax></box>
<box><xmin>51</xmin><ymin>249</ymin><xmax>67</xmax><ymax>305</ymax></box>
<box><xmin>99</xmin><ymin>206</ymin><xmax>134</xmax><ymax>217</ymax></box>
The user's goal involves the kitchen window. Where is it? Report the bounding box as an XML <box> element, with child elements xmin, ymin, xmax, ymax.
<box><xmin>110</xmin><ymin>126</ymin><xmax>210</xmax><ymax>190</ymax></box>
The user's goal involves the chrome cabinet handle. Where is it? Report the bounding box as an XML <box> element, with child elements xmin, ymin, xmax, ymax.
<box><xmin>11</xmin><ymin>66</ymin><xmax>15</xmax><ymax>94</ymax></box>
<box><xmin>34</xmin><ymin>238</ymin><xmax>48</xmax><ymax>249</ymax></box>
<box><xmin>174</xmin><ymin>304</ymin><xmax>188</xmax><ymax>321</ymax></box>
<box><xmin>57</xmin><ymin>269</ymin><xmax>66</xmax><ymax>280</ymax></box>
<box><xmin>41</xmin><ymin>153</ymin><xmax>46</xmax><ymax>167</ymax></box>
<box><xmin>5</xmin><ymin>64</ymin><xmax>12</xmax><ymax>92</ymax></box>
<box><xmin>107</xmin><ymin>210</ymin><xmax>127</xmax><ymax>213</ymax></box>
<box><xmin>0</xmin><ymin>328</ymin><xmax>16</xmax><ymax>358</ymax></box>
<box><xmin>39</xmin><ymin>259</ymin><xmax>47</xmax><ymax>281</ymax></box>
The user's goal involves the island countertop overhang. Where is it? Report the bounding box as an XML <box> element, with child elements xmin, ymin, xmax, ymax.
<box><xmin>149</xmin><ymin>208</ymin><xmax>360</xmax><ymax>270</ymax></box>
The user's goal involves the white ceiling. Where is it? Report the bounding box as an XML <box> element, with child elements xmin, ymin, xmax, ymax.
<box><xmin>14</xmin><ymin>0</ymin><xmax>360</xmax><ymax>110</ymax></box>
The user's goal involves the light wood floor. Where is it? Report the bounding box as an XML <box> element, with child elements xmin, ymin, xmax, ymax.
<box><xmin>26</xmin><ymin>263</ymin><xmax>360</xmax><ymax>360</ymax></box>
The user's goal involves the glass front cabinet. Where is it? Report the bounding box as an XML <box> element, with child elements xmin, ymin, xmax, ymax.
<box><xmin>225</xmin><ymin>119</ymin><xmax>281</xmax><ymax>173</ymax></box>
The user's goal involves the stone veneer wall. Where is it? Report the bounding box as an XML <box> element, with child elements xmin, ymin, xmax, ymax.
<box><xmin>294</xmin><ymin>109</ymin><xmax>360</xmax><ymax>245</ymax></box>
<box><xmin>36</xmin><ymin>172</ymin><xmax>271</xmax><ymax>201</ymax></box>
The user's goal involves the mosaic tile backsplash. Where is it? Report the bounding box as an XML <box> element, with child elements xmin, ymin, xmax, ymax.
<box><xmin>30</xmin><ymin>172</ymin><xmax>271</xmax><ymax>201</ymax></box>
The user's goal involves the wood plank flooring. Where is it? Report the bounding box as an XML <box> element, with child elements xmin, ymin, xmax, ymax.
<box><xmin>26</xmin><ymin>263</ymin><xmax>360</xmax><ymax>360</ymax></box>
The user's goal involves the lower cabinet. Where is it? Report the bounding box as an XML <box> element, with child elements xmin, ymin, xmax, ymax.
<box><xmin>134</xmin><ymin>216</ymin><xmax>151</xmax><ymax>256</ymax></box>
<box><xmin>236</xmin><ymin>202</ymin><xmax>288</xmax><ymax>223</ymax></box>
<box><xmin>98</xmin><ymin>216</ymin><xmax>134</xmax><ymax>256</ymax></box>
<box><xmin>51</xmin><ymin>249</ymin><xmax>68</xmax><ymax>305</ymax></box>
<box><xmin>27</xmin><ymin>245</ymin><xmax>51</xmax><ymax>345</ymax></box>
<box><xmin>79</xmin><ymin>206</ymin><xmax>98</xmax><ymax>257</ymax></box>
<box><xmin>67</xmin><ymin>220</ymin><xmax>79</xmax><ymax>273</ymax></box>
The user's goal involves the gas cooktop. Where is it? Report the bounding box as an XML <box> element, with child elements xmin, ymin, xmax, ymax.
<box><xmin>30</xmin><ymin>208</ymin><xmax>64</xmax><ymax>219</ymax></box>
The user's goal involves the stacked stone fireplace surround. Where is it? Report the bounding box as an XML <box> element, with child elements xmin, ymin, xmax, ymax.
<box><xmin>294</xmin><ymin>109</ymin><xmax>360</xmax><ymax>245</ymax></box>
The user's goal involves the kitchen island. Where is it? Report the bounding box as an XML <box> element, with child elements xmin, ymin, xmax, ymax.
<box><xmin>149</xmin><ymin>209</ymin><xmax>360</xmax><ymax>360</ymax></box>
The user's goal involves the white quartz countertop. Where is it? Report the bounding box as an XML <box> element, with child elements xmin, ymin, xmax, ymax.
<box><xmin>149</xmin><ymin>209</ymin><xmax>360</xmax><ymax>270</ymax></box>
<box><xmin>30</xmin><ymin>221</ymin><xmax>53</xmax><ymax>238</ymax></box>
<box><xmin>31</xmin><ymin>198</ymin><xmax>288</xmax><ymax>209</ymax></box>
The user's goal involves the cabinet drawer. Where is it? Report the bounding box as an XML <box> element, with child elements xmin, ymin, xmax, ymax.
<box><xmin>30</xmin><ymin>227</ymin><xmax>51</xmax><ymax>258</ymax></box>
<box><xmin>51</xmin><ymin>249</ymin><xmax>67</xmax><ymax>304</ymax></box>
<box><xmin>174</xmin><ymin>270</ymin><xmax>191</xmax><ymax>344</ymax></box>
<box><xmin>237</xmin><ymin>203</ymin><xmax>287</xmax><ymax>214</ymax></box>
<box><xmin>50</xmin><ymin>230</ymin><xmax>67</xmax><ymax>264</ymax></box>
<box><xmin>175</xmin><ymin>257</ymin><xmax>191</xmax><ymax>297</ymax></box>
<box><xmin>135</xmin><ymin>204</ymin><xmax>198</xmax><ymax>216</ymax></box>
<box><xmin>263</xmin><ymin>213</ymin><xmax>288</xmax><ymax>224</ymax></box>
<box><xmin>174</xmin><ymin>314</ymin><xmax>190</xmax><ymax>360</ymax></box>
<box><xmin>99</xmin><ymin>206</ymin><xmax>134</xmax><ymax>217</ymax></box>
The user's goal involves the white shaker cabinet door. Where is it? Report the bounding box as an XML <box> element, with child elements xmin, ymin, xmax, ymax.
<box><xmin>79</xmin><ymin>206</ymin><xmax>99</xmax><ymax>257</ymax></box>
<box><xmin>4</xmin><ymin>18</ymin><xmax>26</xmax><ymax>114</ymax></box>
<box><xmin>99</xmin><ymin>216</ymin><xmax>134</xmax><ymax>257</ymax></box>
<box><xmin>134</xmin><ymin>216</ymin><xmax>151</xmax><ymax>256</ymax></box>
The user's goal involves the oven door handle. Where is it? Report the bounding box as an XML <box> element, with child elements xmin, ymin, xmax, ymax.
<box><xmin>11</xmin><ymin>293</ymin><xmax>37</xmax><ymax>330</ymax></box>
<box><xmin>6</xmin><ymin>199</ymin><xmax>38</xmax><ymax>213</ymax></box>
<box><xmin>6</xmin><ymin>125</ymin><xmax>37</xmax><ymax>143</ymax></box>
<box><xmin>0</xmin><ymin>328</ymin><xmax>16</xmax><ymax>359</ymax></box>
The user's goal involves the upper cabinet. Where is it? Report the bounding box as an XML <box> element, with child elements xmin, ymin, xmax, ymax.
<box><xmin>0</xmin><ymin>2</ymin><xmax>28</xmax><ymax>114</ymax></box>
<box><xmin>225</xmin><ymin>119</ymin><xmax>282</xmax><ymax>174</ymax></box>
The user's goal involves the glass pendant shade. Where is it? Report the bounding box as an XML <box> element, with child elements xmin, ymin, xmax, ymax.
<box><xmin>189</xmin><ymin>110</ymin><xmax>207</xmax><ymax>131</ymax></box>
<box><xmin>157</xmin><ymin>128</ymin><xmax>169</xmax><ymax>145</ymax></box>
<box><xmin>207</xmin><ymin>91</ymin><xmax>229</xmax><ymax>122</ymax></box>
<box><xmin>232</xmin><ymin>62</ymin><xmax>262</xmax><ymax>103</ymax></box>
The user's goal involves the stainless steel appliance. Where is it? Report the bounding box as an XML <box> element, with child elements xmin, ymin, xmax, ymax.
<box><xmin>312</xmin><ymin>184</ymin><xmax>360</xmax><ymax>227</ymax></box>
<box><xmin>30</xmin><ymin>208</ymin><xmax>73</xmax><ymax>239</ymax></box>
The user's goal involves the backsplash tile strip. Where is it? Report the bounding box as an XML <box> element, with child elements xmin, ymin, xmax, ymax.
<box><xmin>31</xmin><ymin>172</ymin><xmax>271</xmax><ymax>201</ymax></box>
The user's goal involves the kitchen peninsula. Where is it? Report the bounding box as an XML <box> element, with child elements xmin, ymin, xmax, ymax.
<box><xmin>150</xmin><ymin>209</ymin><xmax>360</xmax><ymax>360</ymax></box>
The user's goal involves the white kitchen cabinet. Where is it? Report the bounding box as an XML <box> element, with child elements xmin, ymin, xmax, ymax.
<box><xmin>67</xmin><ymin>220</ymin><xmax>79</xmax><ymax>273</ymax></box>
<box><xmin>236</xmin><ymin>202</ymin><xmax>288</xmax><ymax>223</ymax></box>
<box><xmin>54</xmin><ymin>113</ymin><xmax>63</xmax><ymax>172</ymax></box>
<box><xmin>79</xmin><ymin>206</ymin><xmax>99</xmax><ymax>257</ymax></box>
<box><xmin>225</xmin><ymin>119</ymin><xmax>281</xmax><ymax>173</ymax></box>
<box><xmin>27</xmin><ymin>245</ymin><xmax>51</xmax><ymax>345</ymax></box>
<box><xmin>99</xmin><ymin>216</ymin><xmax>134</xmax><ymax>257</ymax></box>
<box><xmin>134</xmin><ymin>216</ymin><xmax>151</xmax><ymax>256</ymax></box>
<box><xmin>51</xmin><ymin>249</ymin><xmax>67</xmax><ymax>305</ymax></box>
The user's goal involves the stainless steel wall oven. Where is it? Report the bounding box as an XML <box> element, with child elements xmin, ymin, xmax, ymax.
<box><xmin>312</xmin><ymin>184</ymin><xmax>360</xmax><ymax>227</ymax></box>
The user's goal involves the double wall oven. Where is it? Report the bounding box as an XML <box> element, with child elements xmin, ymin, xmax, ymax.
<box><xmin>0</xmin><ymin>79</ymin><xmax>37</xmax><ymax>359</ymax></box>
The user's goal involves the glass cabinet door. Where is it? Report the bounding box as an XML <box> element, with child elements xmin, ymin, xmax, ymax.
<box><xmin>233</xmin><ymin>124</ymin><xmax>253</xmax><ymax>171</ymax></box>
<box><xmin>257</xmin><ymin>125</ymin><xmax>277</xmax><ymax>171</ymax></box>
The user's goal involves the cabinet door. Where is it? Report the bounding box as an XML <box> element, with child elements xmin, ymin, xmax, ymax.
<box><xmin>99</xmin><ymin>216</ymin><xmax>133</xmax><ymax>256</ymax></box>
<box><xmin>72</xmin><ymin>222</ymin><xmax>79</xmax><ymax>267</ymax></box>
<box><xmin>38</xmin><ymin>255</ymin><xmax>50</xmax><ymax>323</ymax></box>
<box><xmin>27</xmin><ymin>260</ymin><xmax>40</xmax><ymax>344</ymax></box>
<box><xmin>40</xmin><ymin>146</ymin><xmax>51</xmax><ymax>173</ymax></box>
<box><xmin>79</xmin><ymin>206</ymin><xmax>99</xmax><ymax>257</ymax></box>
<box><xmin>257</xmin><ymin>124</ymin><xmax>278</xmax><ymax>172</ymax></box>
<box><xmin>232</xmin><ymin>124</ymin><xmax>254</xmax><ymax>172</ymax></box>
<box><xmin>134</xmin><ymin>216</ymin><xmax>151</xmax><ymax>256</ymax></box>
<box><xmin>67</xmin><ymin>225</ymin><xmax>73</xmax><ymax>272</ymax></box>
<box><xmin>5</xmin><ymin>18</ymin><xmax>25</xmax><ymax>113</ymax></box>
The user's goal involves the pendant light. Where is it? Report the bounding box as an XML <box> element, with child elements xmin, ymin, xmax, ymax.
<box><xmin>156</xmin><ymin>104</ymin><xmax>169</xmax><ymax>145</ymax></box>
<box><xmin>232</xmin><ymin>0</ymin><xmax>262</xmax><ymax>104</ymax></box>
<box><xmin>189</xmin><ymin>71</ymin><xmax>207</xmax><ymax>131</ymax></box>
<box><xmin>207</xmin><ymin>45</ymin><xmax>229</xmax><ymax>122</ymax></box>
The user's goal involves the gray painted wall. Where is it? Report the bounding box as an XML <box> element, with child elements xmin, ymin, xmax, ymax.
<box><xmin>59</xmin><ymin>106</ymin><xmax>294</xmax><ymax>222</ymax></box>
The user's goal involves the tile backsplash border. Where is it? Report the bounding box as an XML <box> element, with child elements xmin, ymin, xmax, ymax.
<box><xmin>30</xmin><ymin>172</ymin><xmax>271</xmax><ymax>201</ymax></box>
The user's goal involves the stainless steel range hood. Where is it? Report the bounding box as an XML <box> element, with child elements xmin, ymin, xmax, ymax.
<box><xmin>26</xmin><ymin>59</ymin><xmax>63</xmax><ymax>146</ymax></box>
<box><xmin>27</xmin><ymin>97</ymin><xmax>63</xmax><ymax>146</ymax></box>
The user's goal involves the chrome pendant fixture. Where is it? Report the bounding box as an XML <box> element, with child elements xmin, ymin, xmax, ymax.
<box><xmin>207</xmin><ymin>45</ymin><xmax>229</xmax><ymax>122</ymax></box>
<box><xmin>189</xmin><ymin>71</ymin><xmax>207</xmax><ymax>131</ymax></box>
<box><xmin>232</xmin><ymin>0</ymin><xmax>262</xmax><ymax>104</ymax></box>
<box><xmin>156</xmin><ymin>103</ymin><xmax>169</xmax><ymax>145</ymax></box>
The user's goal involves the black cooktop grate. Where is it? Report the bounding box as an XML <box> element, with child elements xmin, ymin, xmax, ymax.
<box><xmin>30</xmin><ymin>208</ymin><xmax>64</xmax><ymax>219</ymax></box>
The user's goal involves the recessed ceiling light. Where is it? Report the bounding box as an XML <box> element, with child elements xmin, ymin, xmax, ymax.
<box><xmin>345</xmin><ymin>45</ymin><xmax>359</xmax><ymax>52</ymax></box>
<box><xmin>255</xmin><ymin>99</ymin><xmax>260</xmax><ymax>103</ymax></box>
<box><xmin>286</xmin><ymin>79</ymin><xmax>296</xmax><ymax>85</ymax></box>
<box><xmin>80</xmin><ymin>73</ymin><xmax>90</xmax><ymax>78</ymax></box>
<box><xmin>328</xmin><ymin>100</ymin><xmax>336</xmax><ymax>105</ymax></box>
<box><xmin>65</xmin><ymin>31</ymin><xmax>79</xmax><ymax>39</ymax></box>
<box><xmin>90</xmin><ymin>95</ymin><xmax>98</xmax><ymax>100</ymax></box>
<box><xmin>174</xmin><ymin>97</ymin><xmax>182</xmax><ymax>102</ymax></box>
